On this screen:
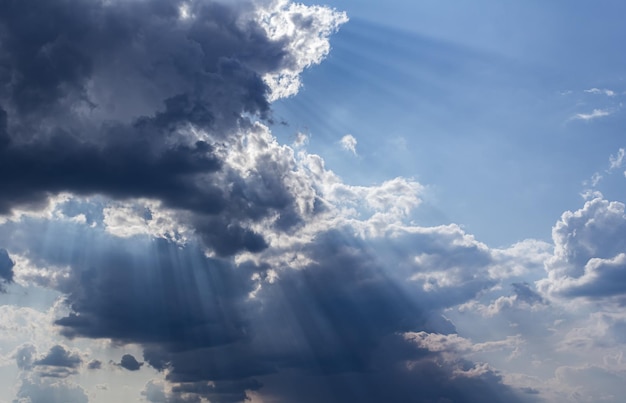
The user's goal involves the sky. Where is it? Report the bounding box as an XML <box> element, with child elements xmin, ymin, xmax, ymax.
<box><xmin>1</xmin><ymin>0</ymin><xmax>626</xmax><ymax>402</ymax></box>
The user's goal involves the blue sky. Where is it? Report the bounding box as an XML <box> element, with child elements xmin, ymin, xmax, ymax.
<box><xmin>1</xmin><ymin>1</ymin><xmax>626</xmax><ymax>402</ymax></box>
<box><xmin>274</xmin><ymin>0</ymin><xmax>626</xmax><ymax>246</ymax></box>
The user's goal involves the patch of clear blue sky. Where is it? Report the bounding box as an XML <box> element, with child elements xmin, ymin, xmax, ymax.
<box><xmin>270</xmin><ymin>0</ymin><xmax>626</xmax><ymax>247</ymax></box>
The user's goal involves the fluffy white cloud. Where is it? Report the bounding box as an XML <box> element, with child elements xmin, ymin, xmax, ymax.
<box><xmin>539</xmin><ymin>197</ymin><xmax>626</xmax><ymax>302</ymax></box>
<box><xmin>102</xmin><ymin>200</ymin><xmax>191</xmax><ymax>243</ymax></box>
<box><xmin>256</xmin><ymin>0</ymin><xmax>348</xmax><ymax>100</ymax></box>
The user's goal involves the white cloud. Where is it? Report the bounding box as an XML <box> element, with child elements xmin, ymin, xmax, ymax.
<box><xmin>609</xmin><ymin>148</ymin><xmax>625</xmax><ymax>171</ymax></box>
<box><xmin>489</xmin><ymin>239</ymin><xmax>552</xmax><ymax>279</ymax></box>
<box><xmin>553</xmin><ymin>365</ymin><xmax>626</xmax><ymax>402</ymax></box>
<box><xmin>584</xmin><ymin>88</ymin><xmax>617</xmax><ymax>97</ymax></box>
<box><xmin>0</xmin><ymin>306</ymin><xmax>56</xmax><ymax>345</ymax></box>
<box><xmin>15</xmin><ymin>376</ymin><xmax>88</xmax><ymax>403</ymax></box>
<box><xmin>11</xmin><ymin>254</ymin><xmax>73</xmax><ymax>291</ymax></box>
<box><xmin>583</xmin><ymin>171</ymin><xmax>603</xmax><ymax>188</ymax></box>
<box><xmin>257</xmin><ymin>0</ymin><xmax>349</xmax><ymax>100</ymax></box>
<box><xmin>292</xmin><ymin>132</ymin><xmax>309</xmax><ymax>148</ymax></box>
<box><xmin>405</xmin><ymin>332</ymin><xmax>523</xmax><ymax>356</ymax></box>
<box><xmin>102</xmin><ymin>200</ymin><xmax>190</xmax><ymax>243</ymax></box>
<box><xmin>0</xmin><ymin>193</ymin><xmax>75</xmax><ymax>225</ymax></box>
<box><xmin>340</xmin><ymin>134</ymin><xmax>357</xmax><ymax>154</ymax></box>
<box><xmin>572</xmin><ymin>108</ymin><xmax>612</xmax><ymax>121</ymax></box>
<box><xmin>538</xmin><ymin>197</ymin><xmax>626</xmax><ymax>302</ymax></box>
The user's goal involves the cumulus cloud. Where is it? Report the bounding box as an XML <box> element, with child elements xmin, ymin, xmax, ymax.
<box><xmin>32</xmin><ymin>345</ymin><xmax>82</xmax><ymax>378</ymax></box>
<box><xmin>257</xmin><ymin>0</ymin><xmax>348</xmax><ymax>100</ymax></box>
<box><xmin>539</xmin><ymin>197</ymin><xmax>626</xmax><ymax>302</ymax></box>
<box><xmin>0</xmin><ymin>0</ymin><xmax>347</xmax><ymax>257</ymax></box>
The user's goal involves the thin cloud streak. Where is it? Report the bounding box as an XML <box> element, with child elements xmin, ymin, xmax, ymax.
<box><xmin>572</xmin><ymin>108</ymin><xmax>612</xmax><ymax>121</ymax></box>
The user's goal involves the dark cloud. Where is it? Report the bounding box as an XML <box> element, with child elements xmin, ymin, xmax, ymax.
<box><xmin>0</xmin><ymin>0</ymin><xmax>321</xmax><ymax>256</ymax></box>
<box><xmin>171</xmin><ymin>379</ymin><xmax>263</xmax><ymax>403</ymax></box>
<box><xmin>87</xmin><ymin>359</ymin><xmax>102</xmax><ymax>370</ymax></box>
<box><xmin>118</xmin><ymin>354</ymin><xmax>143</xmax><ymax>371</ymax></box>
<box><xmin>0</xmin><ymin>0</ymin><xmax>275</xmax><ymax>126</ymax></box>
<box><xmin>31</xmin><ymin>345</ymin><xmax>82</xmax><ymax>378</ymax></box>
<box><xmin>254</xmin><ymin>351</ymin><xmax>529</xmax><ymax>403</ymax></box>
<box><xmin>33</xmin><ymin>345</ymin><xmax>81</xmax><ymax>369</ymax></box>
<box><xmin>52</xmin><ymin>239</ymin><xmax>253</xmax><ymax>348</ymax></box>
<box><xmin>0</xmin><ymin>248</ymin><xmax>14</xmax><ymax>290</ymax></box>
<box><xmin>0</xmin><ymin>211</ymin><xmax>527</xmax><ymax>402</ymax></box>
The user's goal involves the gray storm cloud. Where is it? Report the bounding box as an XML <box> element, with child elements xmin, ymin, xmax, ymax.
<box><xmin>0</xmin><ymin>0</ymin><xmax>345</xmax><ymax>256</ymax></box>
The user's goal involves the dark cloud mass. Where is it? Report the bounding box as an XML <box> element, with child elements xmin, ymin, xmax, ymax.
<box><xmin>33</xmin><ymin>345</ymin><xmax>81</xmax><ymax>369</ymax></box>
<box><xmin>119</xmin><ymin>354</ymin><xmax>143</xmax><ymax>371</ymax></box>
<box><xmin>32</xmin><ymin>345</ymin><xmax>82</xmax><ymax>378</ymax></box>
<box><xmin>0</xmin><ymin>215</ymin><xmax>527</xmax><ymax>402</ymax></box>
<box><xmin>0</xmin><ymin>0</ymin><xmax>533</xmax><ymax>402</ymax></box>
<box><xmin>0</xmin><ymin>248</ymin><xmax>14</xmax><ymax>289</ymax></box>
<box><xmin>0</xmin><ymin>0</ymin><xmax>308</xmax><ymax>256</ymax></box>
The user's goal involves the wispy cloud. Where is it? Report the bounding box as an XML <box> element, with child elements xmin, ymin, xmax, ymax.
<box><xmin>609</xmin><ymin>148</ymin><xmax>625</xmax><ymax>171</ymax></box>
<box><xmin>584</xmin><ymin>88</ymin><xmax>617</xmax><ymax>97</ymax></box>
<box><xmin>583</xmin><ymin>148</ymin><xmax>626</xmax><ymax>191</ymax></box>
<box><xmin>340</xmin><ymin>134</ymin><xmax>358</xmax><ymax>154</ymax></box>
<box><xmin>572</xmin><ymin>108</ymin><xmax>612</xmax><ymax>121</ymax></box>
